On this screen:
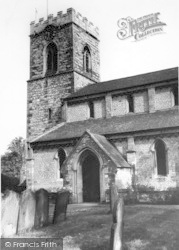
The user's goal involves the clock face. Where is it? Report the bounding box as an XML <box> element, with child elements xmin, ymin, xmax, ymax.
<box><xmin>43</xmin><ymin>25</ymin><xmax>56</xmax><ymax>41</ymax></box>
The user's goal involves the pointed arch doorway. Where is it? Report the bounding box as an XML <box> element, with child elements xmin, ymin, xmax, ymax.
<box><xmin>78</xmin><ymin>149</ymin><xmax>100</xmax><ymax>202</ymax></box>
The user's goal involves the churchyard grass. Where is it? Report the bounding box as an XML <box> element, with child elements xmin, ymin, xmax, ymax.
<box><xmin>17</xmin><ymin>203</ymin><xmax>179</xmax><ymax>250</ymax></box>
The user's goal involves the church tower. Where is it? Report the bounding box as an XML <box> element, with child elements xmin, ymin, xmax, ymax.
<box><xmin>27</xmin><ymin>8</ymin><xmax>100</xmax><ymax>140</ymax></box>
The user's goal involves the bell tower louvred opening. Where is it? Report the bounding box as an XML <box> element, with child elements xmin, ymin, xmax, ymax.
<box><xmin>46</xmin><ymin>42</ymin><xmax>58</xmax><ymax>76</ymax></box>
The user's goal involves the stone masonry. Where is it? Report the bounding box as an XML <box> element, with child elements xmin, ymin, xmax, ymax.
<box><xmin>63</xmin><ymin>85</ymin><xmax>176</xmax><ymax>123</ymax></box>
<box><xmin>27</xmin><ymin>8</ymin><xmax>100</xmax><ymax>140</ymax></box>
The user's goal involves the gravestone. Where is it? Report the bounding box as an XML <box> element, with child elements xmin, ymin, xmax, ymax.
<box><xmin>110</xmin><ymin>184</ymin><xmax>118</xmax><ymax>212</ymax></box>
<box><xmin>35</xmin><ymin>189</ymin><xmax>49</xmax><ymax>228</ymax></box>
<box><xmin>17</xmin><ymin>189</ymin><xmax>36</xmax><ymax>233</ymax></box>
<box><xmin>110</xmin><ymin>198</ymin><xmax>124</xmax><ymax>250</ymax></box>
<box><xmin>53</xmin><ymin>191</ymin><xmax>70</xmax><ymax>224</ymax></box>
<box><xmin>1</xmin><ymin>191</ymin><xmax>20</xmax><ymax>237</ymax></box>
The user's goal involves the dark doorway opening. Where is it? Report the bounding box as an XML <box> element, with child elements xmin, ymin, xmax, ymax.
<box><xmin>81</xmin><ymin>151</ymin><xmax>100</xmax><ymax>202</ymax></box>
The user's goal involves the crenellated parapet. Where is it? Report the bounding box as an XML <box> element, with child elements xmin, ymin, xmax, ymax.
<box><xmin>30</xmin><ymin>8</ymin><xmax>99</xmax><ymax>39</ymax></box>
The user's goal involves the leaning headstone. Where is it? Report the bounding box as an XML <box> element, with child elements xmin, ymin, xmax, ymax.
<box><xmin>110</xmin><ymin>197</ymin><xmax>124</xmax><ymax>250</ymax></box>
<box><xmin>110</xmin><ymin>184</ymin><xmax>118</xmax><ymax>212</ymax></box>
<box><xmin>1</xmin><ymin>191</ymin><xmax>20</xmax><ymax>237</ymax></box>
<box><xmin>17</xmin><ymin>189</ymin><xmax>36</xmax><ymax>233</ymax></box>
<box><xmin>34</xmin><ymin>189</ymin><xmax>49</xmax><ymax>228</ymax></box>
<box><xmin>53</xmin><ymin>191</ymin><xmax>70</xmax><ymax>224</ymax></box>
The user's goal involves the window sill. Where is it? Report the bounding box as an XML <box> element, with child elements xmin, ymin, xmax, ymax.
<box><xmin>153</xmin><ymin>175</ymin><xmax>169</xmax><ymax>181</ymax></box>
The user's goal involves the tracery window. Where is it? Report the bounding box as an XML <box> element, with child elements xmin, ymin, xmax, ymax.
<box><xmin>83</xmin><ymin>46</ymin><xmax>91</xmax><ymax>73</ymax></box>
<box><xmin>46</xmin><ymin>42</ymin><xmax>57</xmax><ymax>76</ymax></box>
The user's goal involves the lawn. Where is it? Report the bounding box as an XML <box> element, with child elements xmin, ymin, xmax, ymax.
<box><xmin>17</xmin><ymin>203</ymin><xmax>179</xmax><ymax>250</ymax></box>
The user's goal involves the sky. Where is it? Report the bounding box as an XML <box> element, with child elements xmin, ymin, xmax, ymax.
<box><xmin>0</xmin><ymin>0</ymin><xmax>178</xmax><ymax>154</ymax></box>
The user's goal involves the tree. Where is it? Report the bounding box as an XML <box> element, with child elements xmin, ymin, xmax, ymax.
<box><xmin>1</xmin><ymin>137</ymin><xmax>25</xmax><ymax>179</ymax></box>
<box><xmin>8</xmin><ymin>137</ymin><xmax>25</xmax><ymax>157</ymax></box>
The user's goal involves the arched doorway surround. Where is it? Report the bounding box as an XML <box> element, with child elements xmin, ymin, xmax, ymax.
<box><xmin>75</xmin><ymin>148</ymin><xmax>104</xmax><ymax>203</ymax></box>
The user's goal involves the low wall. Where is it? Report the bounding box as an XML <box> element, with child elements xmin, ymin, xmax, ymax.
<box><xmin>136</xmin><ymin>188</ymin><xmax>179</xmax><ymax>204</ymax></box>
<box><xmin>108</xmin><ymin>187</ymin><xmax>179</xmax><ymax>205</ymax></box>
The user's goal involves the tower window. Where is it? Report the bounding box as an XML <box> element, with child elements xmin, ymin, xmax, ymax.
<box><xmin>89</xmin><ymin>101</ymin><xmax>94</xmax><ymax>118</ymax></box>
<box><xmin>127</xmin><ymin>94</ymin><xmax>134</xmax><ymax>112</ymax></box>
<box><xmin>154</xmin><ymin>139</ymin><xmax>167</xmax><ymax>176</ymax></box>
<box><xmin>83</xmin><ymin>46</ymin><xmax>91</xmax><ymax>73</ymax></box>
<box><xmin>58</xmin><ymin>148</ymin><xmax>66</xmax><ymax>178</ymax></box>
<box><xmin>46</xmin><ymin>42</ymin><xmax>57</xmax><ymax>76</ymax></box>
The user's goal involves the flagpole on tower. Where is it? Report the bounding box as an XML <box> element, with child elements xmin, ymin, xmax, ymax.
<box><xmin>47</xmin><ymin>0</ymin><xmax>48</xmax><ymax>19</ymax></box>
<box><xmin>35</xmin><ymin>8</ymin><xmax>38</xmax><ymax>23</ymax></box>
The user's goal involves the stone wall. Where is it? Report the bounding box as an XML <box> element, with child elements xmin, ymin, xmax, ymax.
<box><xmin>133</xmin><ymin>91</ymin><xmax>148</xmax><ymax>113</ymax></box>
<box><xmin>111</xmin><ymin>87</ymin><xmax>173</xmax><ymax>117</ymax></box>
<box><xmin>29</xmin><ymin>9</ymin><xmax>100</xmax><ymax>80</ymax></box>
<box><xmin>113</xmin><ymin>139</ymin><xmax>128</xmax><ymax>156</ymax></box>
<box><xmin>67</xmin><ymin>102</ymin><xmax>89</xmax><ymax>122</ymax></box>
<box><xmin>73</xmin><ymin>24</ymin><xmax>100</xmax><ymax>84</ymax></box>
<box><xmin>67</xmin><ymin>98</ymin><xmax>105</xmax><ymax>122</ymax></box>
<box><xmin>28</xmin><ymin>21</ymin><xmax>74</xmax><ymax>139</ymax></box>
<box><xmin>112</xmin><ymin>134</ymin><xmax>179</xmax><ymax>203</ymax></box>
<box><xmin>65</xmin><ymin>84</ymin><xmax>176</xmax><ymax>122</ymax></box>
<box><xmin>73</xmin><ymin>72</ymin><xmax>95</xmax><ymax>91</ymax></box>
<box><xmin>26</xmin><ymin>145</ymin><xmax>73</xmax><ymax>191</ymax></box>
<box><xmin>135</xmin><ymin>135</ymin><xmax>179</xmax><ymax>191</ymax></box>
<box><xmin>155</xmin><ymin>87</ymin><xmax>173</xmax><ymax>110</ymax></box>
<box><xmin>94</xmin><ymin>99</ymin><xmax>105</xmax><ymax>118</ymax></box>
<box><xmin>27</xmin><ymin>9</ymin><xmax>100</xmax><ymax>140</ymax></box>
<box><xmin>112</xmin><ymin>95</ymin><xmax>128</xmax><ymax>116</ymax></box>
<box><xmin>27</xmin><ymin>133</ymin><xmax>134</xmax><ymax>203</ymax></box>
<box><xmin>30</xmin><ymin>8</ymin><xmax>99</xmax><ymax>40</ymax></box>
<box><xmin>30</xmin><ymin>25</ymin><xmax>73</xmax><ymax>79</ymax></box>
<box><xmin>29</xmin><ymin>148</ymin><xmax>63</xmax><ymax>192</ymax></box>
<box><xmin>27</xmin><ymin>74</ymin><xmax>73</xmax><ymax>139</ymax></box>
<box><xmin>27</xmin><ymin>132</ymin><xmax>179</xmax><ymax>203</ymax></box>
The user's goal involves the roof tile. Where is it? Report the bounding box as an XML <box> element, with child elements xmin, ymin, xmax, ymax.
<box><xmin>65</xmin><ymin>67</ymin><xmax>178</xmax><ymax>100</ymax></box>
<box><xmin>31</xmin><ymin>109</ymin><xmax>179</xmax><ymax>143</ymax></box>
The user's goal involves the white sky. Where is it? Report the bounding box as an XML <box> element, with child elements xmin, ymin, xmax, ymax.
<box><xmin>0</xmin><ymin>0</ymin><xmax>178</xmax><ymax>154</ymax></box>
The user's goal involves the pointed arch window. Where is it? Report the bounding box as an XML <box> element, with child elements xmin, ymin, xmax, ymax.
<box><xmin>58</xmin><ymin>148</ymin><xmax>66</xmax><ymax>178</ymax></box>
<box><xmin>83</xmin><ymin>46</ymin><xmax>92</xmax><ymax>73</ymax></box>
<box><xmin>46</xmin><ymin>42</ymin><xmax>57</xmax><ymax>76</ymax></box>
<box><xmin>154</xmin><ymin>139</ymin><xmax>168</xmax><ymax>176</ymax></box>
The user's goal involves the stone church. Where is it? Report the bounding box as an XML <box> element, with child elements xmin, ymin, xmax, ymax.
<box><xmin>26</xmin><ymin>8</ymin><xmax>179</xmax><ymax>203</ymax></box>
